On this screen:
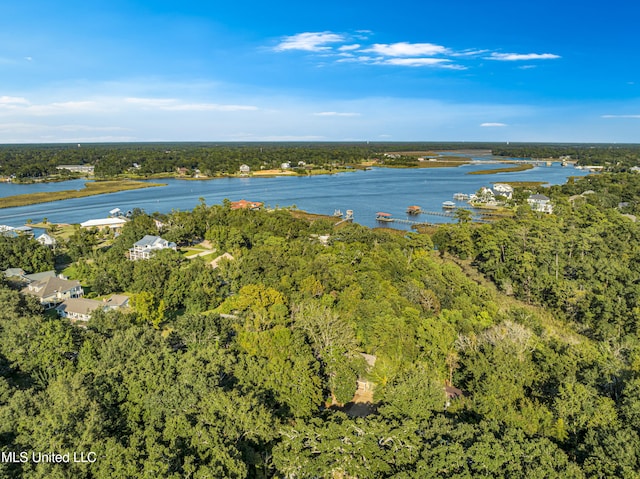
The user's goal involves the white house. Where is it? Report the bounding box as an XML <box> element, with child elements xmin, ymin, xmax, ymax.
<box><xmin>36</xmin><ymin>233</ymin><xmax>57</xmax><ymax>248</ymax></box>
<box><xmin>80</xmin><ymin>217</ymin><xmax>128</xmax><ymax>230</ymax></box>
<box><xmin>128</xmin><ymin>235</ymin><xmax>177</xmax><ymax>260</ymax></box>
<box><xmin>239</xmin><ymin>164</ymin><xmax>251</xmax><ymax>174</ymax></box>
<box><xmin>22</xmin><ymin>276</ymin><xmax>84</xmax><ymax>308</ymax></box>
<box><xmin>527</xmin><ymin>193</ymin><xmax>553</xmax><ymax>213</ymax></box>
<box><xmin>493</xmin><ymin>183</ymin><xmax>514</xmax><ymax>199</ymax></box>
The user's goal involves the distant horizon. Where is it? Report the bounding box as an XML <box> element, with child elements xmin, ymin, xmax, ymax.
<box><xmin>1</xmin><ymin>140</ymin><xmax>640</xmax><ymax>148</ymax></box>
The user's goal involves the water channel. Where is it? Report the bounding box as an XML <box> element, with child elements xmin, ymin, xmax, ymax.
<box><xmin>0</xmin><ymin>158</ymin><xmax>590</xmax><ymax>230</ymax></box>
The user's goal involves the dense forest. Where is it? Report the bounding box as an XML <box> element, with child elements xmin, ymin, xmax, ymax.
<box><xmin>1</xmin><ymin>161</ymin><xmax>640</xmax><ymax>477</ymax></box>
<box><xmin>0</xmin><ymin>144</ymin><xmax>640</xmax><ymax>477</ymax></box>
<box><xmin>3</xmin><ymin>142</ymin><xmax>640</xmax><ymax>180</ymax></box>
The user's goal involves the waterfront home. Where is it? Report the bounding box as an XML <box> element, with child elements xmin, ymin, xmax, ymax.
<box><xmin>22</xmin><ymin>276</ymin><xmax>84</xmax><ymax>308</ymax></box>
<box><xmin>56</xmin><ymin>165</ymin><xmax>94</xmax><ymax>174</ymax></box>
<box><xmin>36</xmin><ymin>233</ymin><xmax>57</xmax><ymax>248</ymax></box>
<box><xmin>13</xmin><ymin>226</ymin><xmax>34</xmax><ymax>237</ymax></box>
<box><xmin>80</xmin><ymin>217</ymin><xmax>128</xmax><ymax>231</ymax></box>
<box><xmin>527</xmin><ymin>194</ymin><xmax>553</xmax><ymax>213</ymax></box>
<box><xmin>0</xmin><ymin>225</ymin><xmax>15</xmax><ymax>236</ymax></box>
<box><xmin>239</xmin><ymin>164</ymin><xmax>250</xmax><ymax>174</ymax></box>
<box><xmin>128</xmin><ymin>235</ymin><xmax>177</xmax><ymax>260</ymax></box>
<box><xmin>493</xmin><ymin>183</ymin><xmax>514</xmax><ymax>199</ymax></box>
<box><xmin>230</xmin><ymin>199</ymin><xmax>263</xmax><ymax>210</ymax></box>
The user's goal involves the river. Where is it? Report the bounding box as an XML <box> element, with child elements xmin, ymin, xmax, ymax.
<box><xmin>0</xmin><ymin>160</ymin><xmax>589</xmax><ymax>230</ymax></box>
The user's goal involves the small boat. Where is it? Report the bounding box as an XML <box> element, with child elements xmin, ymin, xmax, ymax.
<box><xmin>406</xmin><ymin>205</ymin><xmax>421</xmax><ymax>215</ymax></box>
<box><xmin>376</xmin><ymin>212</ymin><xmax>393</xmax><ymax>222</ymax></box>
<box><xmin>333</xmin><ymin>209</ymin><xmax>343</xmax><ymax>218</ymax></box>
<box><xmin>453</xmin><ymin>193</ymin><xmax>469</xmax><ymax>201</ymax></box>
<box><xmin>442</xmin><ymin>201</ymin><xmax>456</xmax><ymax>210</ymax></box>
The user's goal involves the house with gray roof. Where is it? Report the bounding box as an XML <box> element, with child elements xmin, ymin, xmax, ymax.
<box><xmin>128</xmin><ymin>235</ymin><xmax>177</xmax><ymax>260</ymax></box>
<box><xmin>21</xmin><ymin>276</ymin><xmax>84</xmax><ymax>308</ymax></box>
<box><xmin>527</xmin><ymin>193</ymin><xmax>553</xmax><ymax>213</ymax></box>
<box><xmin>57</xmin><ymin>298</ymin><xmax>104</xmax><ymax>322</ymax></box>
<box><xmin>36</xmin><ymin>233</ymin><xmax>57</xmax><ymax>248</ymax></box>
<box><xmin>57</xmin><ymin>294</ymin><xmax>130</xmax><ymax>322</ymax></box>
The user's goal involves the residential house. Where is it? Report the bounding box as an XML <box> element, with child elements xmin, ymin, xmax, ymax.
<box><xmin>56</xmin><ymin>165</ymin><xmax>94</xmax><ymax>174</ymax></box>
<box><xmin>36</xmin><ymin>233</ymin><xmax>57</xmax><ymax>248</ymax></box>
<box><xmin>22</xmin><ymin>276</ymin><xmax>84</xmax><ymax>308</ymax></box>
<box><xmin>0</xmin><ymin>225</ymin><xmax>15</xmax><ymax>237</ymax></box>
<box><xmin>209</xmin><ymin>252</ymin><xmax>234</xmax><ymax>269</ymax></box>
<box><xmin>4</xmin><ymin>268</ymin><xmax>57</xmax><ymax>283</ymax></box>
<box><xmin>57</xmin><ymin>294</ymin><xmax>130</xmax><ymax>322</ymax></box>
<box><xmin>104</xmin><ymin>294</ymin><xmax>130</xmax><ymax>309</ymax></box>
<box><xmin>230</xmin><ymin>199</ymin><xmax>263</xmax><ymax>210</ymax></box>
<box><xmin>80</xmin><ymin>217</ymin><xmax>128</xmax><ymax>231</ymax></box>
<box><xmin>493</xmin><ymin>183</ymin><xmax>514</xmax><ymax>200</ymax></box>
<box><xmin>23</xmin><ymin>270</ymin><xmax>57</xmax><ymax>283</ymax></box>
<box><xmin>57</xmin><ymin>298</ymin><xmax>104</xmax><ymax>322</ymax></box>
<box><xmin>3</xmin><ymin>268</ymin><xmax>26</xmax><ymax>279</ymax></box>
<box><xmin>527</xmin><ymin>193</ymin><xmax>553</xmax><ymax>213</ymax></box>
<box><xmin>128</xmin><ymin>235</ymin><xmax>177</xmax><ymax>260</ymax></box>
<box><xmin>13</xmin><ymin>226</ymin><xmax>34</xmax><ymax>237</ymax></box>
<box><xmin>239</xmin><ymin>164</ymin><xmax>251</xmax><ymax>174</ymax></box>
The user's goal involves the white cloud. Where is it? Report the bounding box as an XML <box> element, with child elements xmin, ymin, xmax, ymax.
<box><xmin>602</xmin><ymin>114</ymin><xmax>640</xmax><ymax>119</ymax></box>
<box><xmin>338</xmin><ymin>44</ymin><xmax>361</xmax><ymax>51</ymax></box>
<box><xmin>274</xmin><ymin>32</ymin><xmax>345</xmax><ymax>52</ymax></box>
<box><xmin>481</xmin><ymin>122</ymin><xmax>508</xmax><ymax>127</ymax></box>
<box><xmin>0</xmin><ymin>96</ymin><xmax>30</xmax><ymax>105</ymax></box>
<box><xmin>365</xmin><ymin>42</ymin><xmax>448</xmax><ymax>57</ymax></box>
<box><xmin>487</xmin><ymin>52</ymin><xmax>561</xmax><ymax>61</ymax></box>
<box><xmin>125</xmin><ymin>97</ymin><xmax>257</xmax><ymax>111</ymax></box>
<box><xmin>450</xmin><ymin>49</ymin><xmax>490</xmax><ymax>57</ymax></box>
<box><xmin>313</xmin><ymin>111</ymin><xmax>360</xmax><ymax>117</ymax></box>
<box><xmin>164</xmin><ymin>103</ymin><xmax>257</xmax><ymax>112</ymax></box>
<box><xmin>125</xmin><ymin>97</ymin><xmax>177</xmax><ymax>108</ymax></box>
<box><xmin>380</xmin><ymin>57</ymin><xmax>465</xmax><ymax>69</ymax></box>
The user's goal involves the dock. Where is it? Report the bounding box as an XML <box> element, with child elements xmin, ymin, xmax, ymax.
<box><xmin>374</xmin><ymin>210</ymin><xmax>495</xmax><ymax>225</ymax></box>
<box><xmin>335</xmin><ymin>209</ymin><xmax>354</xmax><ymax>226</ymax></box>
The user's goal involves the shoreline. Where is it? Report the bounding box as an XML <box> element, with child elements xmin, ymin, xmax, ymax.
<box><xmin>0</xmin><ymin>180</ymin><xmax>166</xmax><ymax>209</ymax></box>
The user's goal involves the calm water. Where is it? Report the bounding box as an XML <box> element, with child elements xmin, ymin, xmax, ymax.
<box><xmin>0</xmin><ymin>161</ymin><xmax>588</xmax><ymax>230</ymax></box>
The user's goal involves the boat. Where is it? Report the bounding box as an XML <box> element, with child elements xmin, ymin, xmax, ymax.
<box><xmin>453</xmin><ymin>193</ymin><xmax>469</xmax><ymax>201</ymax></box>
<box><xmin>376</xmin><ymin>212</ymin><xmax>393</xmax><ymax>222</ymax></box>
<box><xmin>442</xmin><ymin>201</ymin><xmax>456</xmax><ymax>210</ymax></box>
<box><xmin>333</xmin><ymin>209</ymin><xmax>343</xmax><ymax>218</ymax></box>
<box><xmin>406</xmin><ymin>205</ymin><xmax>421</xmax><ymax>215</ymax></box>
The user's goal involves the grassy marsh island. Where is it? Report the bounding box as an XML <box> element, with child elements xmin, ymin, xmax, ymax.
<box><xmin>0</xmin><ymin>180</ymin><xmax>165</xmax><ymax>209</ymax></box>
<box><xmin>467</xmin><ymin>163</ymin><xmax>534</xmax><ymax>175</ymax></box>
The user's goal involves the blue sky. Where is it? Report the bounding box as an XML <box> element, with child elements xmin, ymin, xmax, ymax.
<box><xmin>1</xmin><ymin>0</ymin><xmax>639</xmax><ymax>143</ymax></box>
